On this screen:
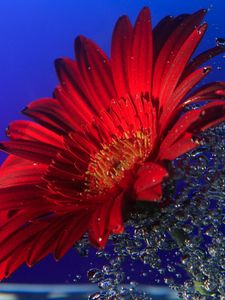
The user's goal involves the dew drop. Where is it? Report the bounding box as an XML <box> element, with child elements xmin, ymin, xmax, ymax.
<box><xmin>5</xmin><ymin>127</ymin><xmax>10</xmax><ymax>137</ymax></box>
<box><xmin>203</xmin><ymin>66</ymin><xmax>211</xmax><ymax>74</ymax></box>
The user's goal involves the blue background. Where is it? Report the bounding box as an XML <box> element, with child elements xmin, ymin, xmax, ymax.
<box><xmin>0</xmin><ymin>0</ymin><xmax>225</xmax><ymax>283</ymax></box>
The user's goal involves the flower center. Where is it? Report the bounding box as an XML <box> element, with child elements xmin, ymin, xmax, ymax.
<box><xmin>85</xmin><ymin>129</ymin><xmax>152</xmax><ymax>194</ymax></box>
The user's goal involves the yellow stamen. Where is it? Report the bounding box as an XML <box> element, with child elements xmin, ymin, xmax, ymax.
<box><xmin>85</xmin><ymin>129</ymin><xmax>152</xmax><ymax>194</ymax></box>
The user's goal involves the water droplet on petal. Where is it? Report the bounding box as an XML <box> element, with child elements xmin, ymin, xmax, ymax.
<box><xmin>203</xmin><ymin>66</ymin><xmax>211</xmax><ymax>74</ymax></box>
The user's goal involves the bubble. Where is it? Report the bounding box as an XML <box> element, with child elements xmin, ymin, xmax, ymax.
<box><xmin>167</xmin><ymin>265</ymin><xmax>175</xmax><ymax>273</ymax></box>
<box><xmin>88</xmin><ymin>292</ymin><xmax>102</xmax><ymax>300</ymax></box>
<box><xmin>87</xmin><ymin>268</ymin><xmax>103</xmax><ymax>283</ymax></box>
<box><xmin>98</xmin><ymin>278</ymin><xmax>113</xmax><ymax>290</ymax></box>
<box><xmin>216</xmin><ymin>37</ymin><xmax>225</xmax><ymax>47</ymax></box>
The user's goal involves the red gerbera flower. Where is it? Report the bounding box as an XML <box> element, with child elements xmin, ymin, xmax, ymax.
<box><xmin>0</xmin><ymin>7</ymin><xmax>225</xmax><ymax>280</ymax></box>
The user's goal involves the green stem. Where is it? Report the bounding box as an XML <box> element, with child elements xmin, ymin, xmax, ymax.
<box><xmin>170</xmin><ymin>229</ymin><xmax>214</xmax><ymax>297</ymax></box>
<box><xmin>194</xmin><ymin>281</ymin><xmax>215</xmax><ymax>297</ymax></box>
<box><xmin>170</xmin><ymin>228</ymin><xmax>188</xmax><ymax>247</ymax></box>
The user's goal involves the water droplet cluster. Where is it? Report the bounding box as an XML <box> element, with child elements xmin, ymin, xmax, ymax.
<box><xmin>76</xmin><ymin>123</ymin><xmax>225</xmax><ymax>299</ymax></box>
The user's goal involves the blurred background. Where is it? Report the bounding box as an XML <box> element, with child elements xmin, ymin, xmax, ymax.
<box><xmin>0</xmin><ymin>0</ymin><xmax>224</xmax><ymax>287</ymax></box>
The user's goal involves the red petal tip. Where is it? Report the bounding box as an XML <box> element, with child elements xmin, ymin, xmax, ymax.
<box><xmin>137</xmin><ymin>7</ymin><xmax>151</xmax><ymax>20</ymax></box>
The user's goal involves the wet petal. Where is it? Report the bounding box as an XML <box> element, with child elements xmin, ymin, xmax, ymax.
<box><xmin>134</xmin><ymin>162</ymin><xmax>168</xmax><ymax>201</ymax></box>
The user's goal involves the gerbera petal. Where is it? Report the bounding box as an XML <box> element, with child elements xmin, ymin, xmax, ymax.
<box><xmin>153</xmin><ymin>14</ymin><xmax>188</xmax><ymax>61</ymax></box>
<box><xmin>188</xmin><ymin>100</ymin><xmax>225</xmax><ymax>132</ymax></box>
<box><xmin>0</xmin><ymin>208</ymin><xmax>71</xmax><ymax>279</ymax></box>
<box><xmin>134</xmin><ymin>162</ymin><xmax>168</xmax><ymax>201</ymax></box>
<box><xmin>160</xmin><ymin>100</ymin><xmax>225</xmax><ymax>152</ymax></box>
<box><xmin>45</xmin><ymin>163</ymin><xmax>83</xmax><ymax>186</ymax></box>
<box><xmin>160</xmin><ymin>66</ymin><xmax>212</xmax><ymax>127</ymax></box>
<box><xmin>0</xmin><ymin>217</ymin><xmax>50</xmax><ymax>263</ymax></box>
<box><xmin>0</xmin><ymin>156</ymin><xmax>47</xmax><ymax>211</ymax></box>
<box><xmin>159</xmin><ymin>23</ymin><xmax>208</xmax><ymax>108</ymax></box>
<box><xmin>160</xmin><ymin>83</ymin><xmax>225</xmax><ymax>135</ymax></box>
<box><xmin>0</xmin><ymin>140</ymin><xmax>60</xmax><ymax>164</ymax></box>
<box><xmin>128</xmin><ymin>7</ymin><xmax>153</xmax><ymax>96</ymax></box>
<box><xmin>0</xmin><ymin>186</ymin><xmax>46</xmax><ymax>210</ymax></box>
<box><xmin>135</xmin><ymin>184</ymin><xmax>164</xmax><ymax>202</ymax></box>
<box><xmin>182</xmin><ymin>45</ymin><xmax>225</xmax><ymax>79</ymax></box>
<box><xmin>89</xmin><ymin>193</ymin><xmax>124</xmax><ymax>248</ymax></box>
<box><xmin>54</xmin><ymin>58</ymin><xmax>97</xmax><ymax>122</ymax></box>
<box><xmin>53</xmin><ymin>87</ymin><xmax>92</xmax><ymax>130</ymax></box>
<box><xmin>75</xmin><ymin>36</ymin><xmax>117</xmax><ymax>111</ymax></box>
<box><xmin>159</xmin><ymin>101</ymin><xmax>225</xmax><ymax>161</ymax></box>
<box><xmin>0</xmin><ymin>246</ymin><xmax>27</xmax><ymax>280</ymax></box>
<box><xmin>6</xmin><ymin>120</ymin><xmax>64</xmax><ymax>148</ymax></box>
<box><xmin>88</xmin><ymin>207</ymin><xmax>111</xmax><ymax>248</ymax></box>
<box><xmin>183</xmin><ymin>82</ymin><xmax>225</xmax><ymax>103</ymax></box>
<box><xmin>0</xmin><ymin>229</ymin><xmax>42</xmax><ymax>271</ymax></box>
<box><xmin>69</xmin><ymin>131</ymin><xmax>99</xmax><ymax>155</ymax></box>
<box><xmin>27</xmin><ymin>215</ymin><xmax>70</xmax><ymax>266</ymax></box>
<box><xmin>54</xmin><ymin>212</ymin><xmax>90</xmax><ymax>260</ymax></box>
<box><xmin>0</xmin><ymin>155</ymin><xmax>46</xmax><ymax>186</ymax></box>
<box><xmin>0</xmin><ymin>211</ymin><xmax>9</xmax><ymax>226</ymax></box>
<box><xmin>0</xmin><ymin>210</ymin><xmax>41</xmax><ymax>245</ymax></box>
<box><xmin>111</xmin><ymin>15</ymin><xmax>133</xmax><ymax>97</ymax></box>
<box><xmin>22</xmin><ymin>98</ymin><xmax>74</xmax><ymax>135</ymax></box>
<box><xmin>152</xmin><ymin>9</ymin><xmax>206</xmax><ymax>102</ymax></box>
<box><xmin>160</xmin><ymin>109</ymin><xmax>205</xmax><ymax>150</ymax></box>
<box><xmin>52</xmin><ymin>148</ymin><xmax>87</xmax><ymax>177</ymax></box>
<box><xmin>159</xmin><ymin>138</ymin><xmax>197</xmax><ymax>161</ymax></box>
<box><xmin>108</xmin><ymin>193</ymin><xmax>125</xmax><ymax>234</ymax></box>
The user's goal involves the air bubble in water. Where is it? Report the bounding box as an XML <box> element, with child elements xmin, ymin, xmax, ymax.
<box><xmin>216</xmin><ymin>37</ymin><xmax>225</xmax><ymax>47</ymax></box>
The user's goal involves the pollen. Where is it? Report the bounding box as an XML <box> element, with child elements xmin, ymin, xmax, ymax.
<box><xmin>85</xmin><ymin>129</ymin><xmax>152</xmax><ymax>194</ymax></box>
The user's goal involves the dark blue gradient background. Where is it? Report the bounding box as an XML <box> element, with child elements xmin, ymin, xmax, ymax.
<box><xmin>0</xmin><ymin>0</ymin><xmax>225</xmax><ymax>283</ymax></box>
